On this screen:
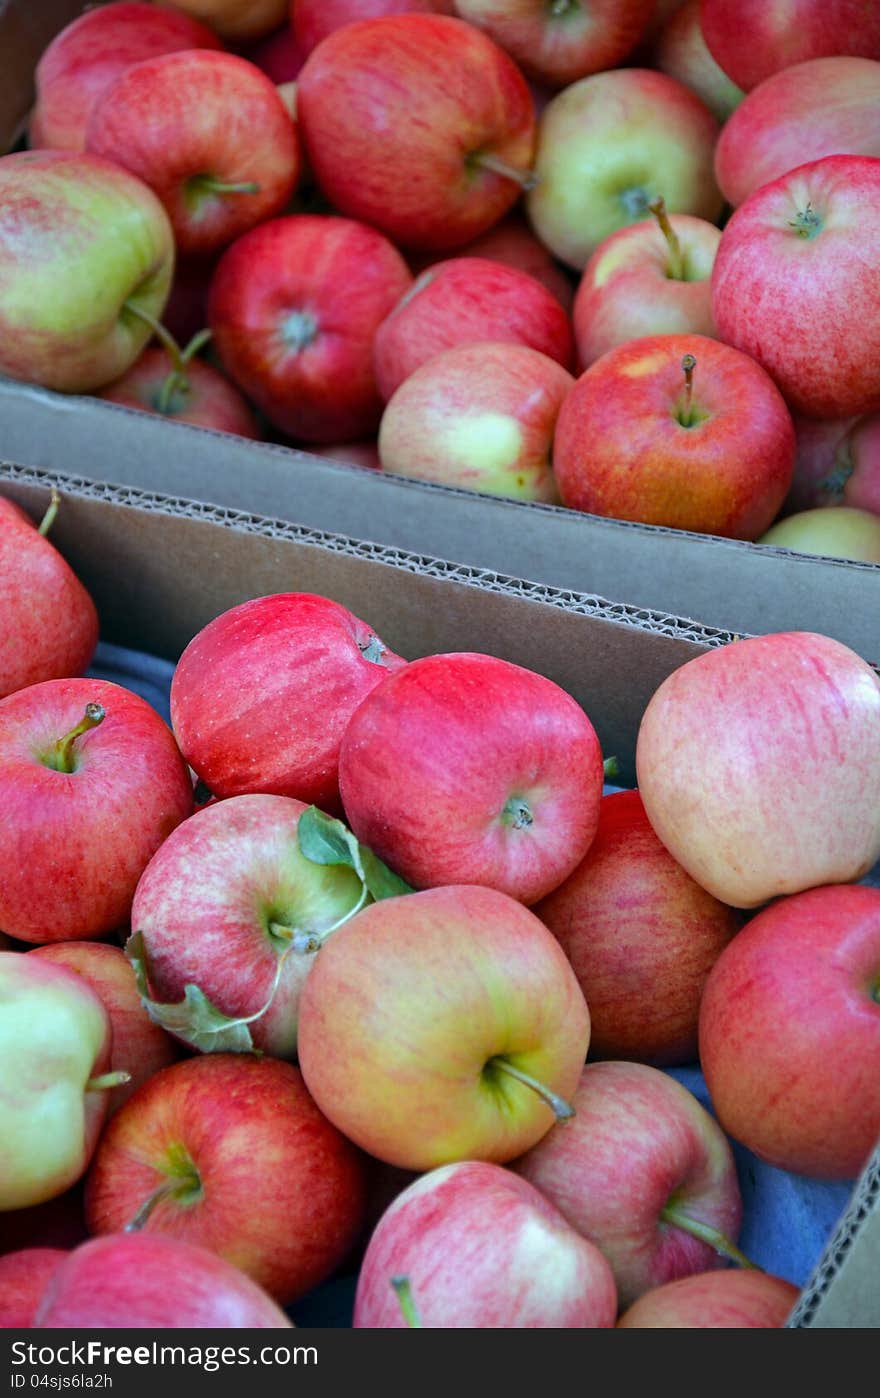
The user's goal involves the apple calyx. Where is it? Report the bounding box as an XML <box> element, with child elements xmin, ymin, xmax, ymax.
<box><xmin>391</xmin><ymin>1276</ymin><xmax>423</xmax><ymax>1329</ymax></box>
<box><xmin>620</xmin><ymin>187</ymin><xmax>651</xmax><ymax>219</ymax></box>
<box><xmin>46</xmin><ymin>702</ymin><xmax>106</xmax><ymax>773</ymax></box>
<box><xmin>468</xmin><ymin>150</ymin><xmax>539</xmax><ymax>193</ymax></box>
<box><xmin>501</xmin><ymin>796</ymin><xmax>534</xmax><ymax>830</ymax></box>
<box><xmin>788</xmin><ymin>203</ymin><xmax>822</xmax><ymax>240</ymax></box>
<box><xmin>486</xmin><ymin>1056</ymin><xmax>575</xmax><ymax>1123</ymax></box>
<box><xmin>677</xmin><ymin>353</ymin><xmax>697</xmax><ymax>428</ymax></box>
<box><xmin>280</xmin><ymin>309</ymin><xmax>319</xmax><ymax>354</ymax></box>
<box><xmin>660</xmin><ymin>1201</ymin><xmax>760</xmax><ymax>1270</ymax></box>
<box><xmin>603</xmin><ymin>755</ymin><xmax>620</xmax><ymax>781</ymax></box>
<box><xmin>358</xmin><ymin>634</ymin><xmax>391</xmax><ymax>665</ymax></box>
<box><xmin>85</xmin><ymin>1070</ymin><xmax>132</xmax><ymax>1092</ymax></box>
<box><xmin>37</xmin><ymin>488</ymin><xmax>61</xmax><ymax>538</ymax></box>
<box><xmin>648</xmin><ymin>196</ymin><xmax>686</xmax><ymax>282</ymax></box>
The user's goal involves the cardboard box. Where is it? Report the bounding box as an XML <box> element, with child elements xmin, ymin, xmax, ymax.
<box><xmin>1</xmin><ymin>456</ymin><xmax>877</xmax><ymax>1328</ymax></box>
<box><xmin>2</xmin><ymin>0</ymin><xmax>879</xmax><ymax>667</ymax></box>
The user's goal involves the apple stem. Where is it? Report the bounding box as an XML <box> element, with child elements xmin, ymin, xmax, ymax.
<box><xmin>37</xmin><ymin>488</ymin><xmax>60</xmax><ymax>537</ymax></box>
<box><xmin>648</xmin><ymin>196</ymin><xmax>685</xmax><ymax>280</ymax></box>
<box><xmin>603</xmin><ymin>755</ymin><xmax>620</xmax><ymax>780</ymax></box>
<box><xmin>268</xmin><ymin>921</ymin><xmax>321</xmax><ymax>955</ymax></box>
<box><xmin>124</xmin><ymin>1179</ymin><xmax>184</xmax><ymax>1233</ymax></box>
<box><xmin>196</xmin><ymin>176</ymin><xmax>261</xmax><ymax>196</ymax></box>
<box><xmin>85</xmin><ymin>1070</ymin><xmax>131</xmax><ymax>1092</ymax></box>
<box><xmin>122</xmin><ymin>300</ymin><xmax>184</xmax><ymax>373</ymax></box>
<box><xmin>53</xmin><ymin>702</ymin><xmax>106</xmax><ymax>773</ymax></box>
<box><xmin>680</xmin><ymin>354</ymin><xmax>696</xmax><ymax>427</ymax></box>
<box><xmin>155</xmin><ymin>328</ymin><xmax>213</xmax><ymax>417</ymax></box>
<box><xmin>489</xmin><ymin>1057</ymin><xmax>575</xmax><ymax>1123</ymax></box>
<box><xmin>660</xmin><ymin>1203</ymin><xmax>760</xmax><ymax>1270</ymax></box>
<box><xmin>471</xmin><ymin>151</ymin><xmax>539</xmax><ymax>192</ymax></box>
<box><xmin>391</xmin><ymin>1276</ymin><xmax>423</xmax><ymax>1329</ymax></box>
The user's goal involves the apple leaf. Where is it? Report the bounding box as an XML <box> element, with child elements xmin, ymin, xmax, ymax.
<box><xmin>297</xmin><ymin>807</ymin><xmax>412</xmax><ymax>903</ymax></box>
<box><xmin>126</xmin><ymin>931</ymin><xmax>259</xmax><ymax>1055</ymax></box>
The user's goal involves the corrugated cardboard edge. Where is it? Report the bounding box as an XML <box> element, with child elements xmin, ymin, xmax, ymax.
<box><xmin>787</xmin><ymin>1148</ymin><xmax>880</xmax><ymax>1327</ymax></box>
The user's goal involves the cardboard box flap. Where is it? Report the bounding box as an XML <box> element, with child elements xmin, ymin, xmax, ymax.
<box><xmin>788</xmin><ymin>1147</ymin><xmax>880</xmax><ymax>1328</ymax></box>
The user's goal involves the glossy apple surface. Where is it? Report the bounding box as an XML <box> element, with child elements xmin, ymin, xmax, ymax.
<box><xmin>651</xmin><ymin>0</ymin><xmax>743</xmax><ymax>120</ymax></box>
<box><xmin>618</xmin><ymin>1269</ymin><xmax>800</xmax><ymax>1327</ymax></box>
<box><xmin>760</xmin><ymin>506</ymin><xmax>880</xmax><ymax>563</ymax></box>
<box><xmin>155</xmin><ymin>0</ymin><xmax>287</xmax><ymax>42</ymax></box>
<box><xmin>411</xmin><ymin>213</ymin><xmax>575</xmax><ymax>310</ymax></box>
<box><xmin>0</xmin><ymin>1250</ymin><xmax>68</xmax><ymax>1328</ymax></box>
<box><xmin>293</xmin><ymin>0</ymin><xmax>454</xmax><ymax>54</ymax></box>
<box><xmin>701</xmin><ymin>0</ymin><xmax>880</xmax><ymax>91</ymax></box>
<box><xmin>99</xmin><ymin>348</ymin><xmax>260</xmax><ymax>438</ymax></box>
<box><xmin>453</xmin><ymin>0</ymin><xmax>654</xmax><ymax>88</ymax></box>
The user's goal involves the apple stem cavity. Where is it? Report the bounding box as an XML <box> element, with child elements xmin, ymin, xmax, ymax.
<box><xmin>488</xmin><ymin>1057</ymin><xmax>575</xmax><ymax>1123</ymax></box>
<box><xmin>37</xmin><ymin>488</ymin><xmax>61</xmax><ymax>537</ymax></box>
<box><xmin>679</xmin><ymin>354</ymin><xmax>697</xmax><ymax>428</ymax></box>
<box><xmin>648</xmin><ymin>196</ymin><xmax>685</xmax><ymax>281</ymax></box>
<box><xmin>391</xmin><ymin>1275</ymin><xmax>423</xmax><ymax>1329</ymax></box>
<box><xmin>85</xmin><ymin>1070</ymin><xmax>131</xmax><ymax>1092</ymax></box>
<box><xmin>603</xmin><ymin>755</ymin><xmax>620</xmax><ymax>780</ymax></box>
<box><xmin>470</xmin><ymin>151</ymin><xmax>539</xmax><ymax>192</ymax></box>
<box><xmin>50</xmin><ymin>702</ymin><xmax>106</xmax><ymax>773</ymax></box>
<box><xmin>660</xmin><ymin>1203</ymin><xmax>760</xmax><ymax>1270</ymax></box>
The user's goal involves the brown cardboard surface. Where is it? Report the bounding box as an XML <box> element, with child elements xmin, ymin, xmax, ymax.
<box><xmin>1</xmin><ymin>457</ymin><xmax>878</xmax><ymax>1328</ymax></box>
<box><xmin>2</xmin><ymin>381</ymin><xmax>879</xmax><ymax>667</ymax></box>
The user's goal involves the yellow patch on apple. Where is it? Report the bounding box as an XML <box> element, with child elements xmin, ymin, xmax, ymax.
<box><xmin>445</xmin><ymin>413</ymin><xmax>523</xmax><ymax>471</ymax></box>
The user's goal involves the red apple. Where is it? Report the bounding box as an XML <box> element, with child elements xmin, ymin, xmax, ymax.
<box><xmin>296</xmin><ymin>15</ymin><xmax>536</xmax><ymax>251</ymax></box>
<box><xmin>535</xmin><ymin>790</ymin><xmax>742</xmax><ymax>1066</ymax></box>
<box><xmin>374</xmin><ymin>257</ymin><xmax>574</xmax><ymax>400</ymax></box>
<box><xmin>711</xmin><ymin>155</ymin><xmax>880</xmax><ymax>421</ymax></box>
<box><xmin>636</xmin><ymin>631</ymin><xmax>880</xmax><ymax>909</ymax></box>
<box><xmin>155</xmin><ymin>0</ymin><xmax>287</xmax><ymax>43</ymax></box>
<box><xmin>244</xmin><ymin>24</ymin><xmax>307</xmax><ymax>81</ymax></box>
<box><xmin>29</xmin><ymin>942</ymin><xmax>179</xmax><ymax>1114</ymax></box>
<box><xmin>99</xmin><ymin>346</ymin><xmax>260</xmax><ymax>438</ymax></box>
<box><xmin>0</xmin><ymin>494</ymin><xmax>99</xmax><ymax>700</ymax></box>
<box><xmin>311</xmin><ymin>441</ymin><xmax>382</xmax><ymax>470</ymax></box>
<box><xmin>527</xmin><ymin>68</ymin><xmax>721</xmax><ymax>269</ymax></box>
<box><xmin>170</xmin><ymin>591</ymin><xmax>405</xmax><ymax>810</ymax></box>
<box><xmin>378</xmin><ymin>341</ymin><xmax>573</xmax><ymax>501</ymax></box>
<box><xmin>34</xmin><ymin>1233</ymin><xmax>293</xmax><ymax>1327</ymax></box>
<box><xmin>208</xmin><ymin>215</ymin><xmax>413</xmax><ymax>441</ymax></box>
<box><xmin>618</xmin><ymin>1269</ymin><xmax>800</xmax><ymax>1327</ymax></box>
<box><xmin>700</xmin><ymin>0</ymin><xmax>880</xmax><ymax>92</ymax></box>
<box><xmin>129</xmin><ymin>794</ymin><xmax>368</xmax><ymax>1059</ymax></box>
<box><xmin>354</xmin><ymin>1161</ymin><xmax>617</xmax><ymax>1327</ymax></box>
<box><xmin>411</xmin><ymin>212</ymin><xmax>575</xmax><ymax>311</ymax></box>
<box><xmin>785</xmin><ymin>412</ymin><xmax>857</xmax><ymax>513</ymax></box>
<box><xmin>514</xmin><ymin>1061</ymin><xmax>744</xmax><ymax>1308</ymax></box>
<box><xmin>293</xmin><ymin>0</ymin><xmax>455</xmax><ymax>55</ymax></box>
<box><xmin>553</xmin><ymin>334</ymin><xmax>795</xmax><ymax>538</ymax></box>
<box><xmin>700</xmin><ymin>885</ymin><xmax>880</xmax><ymax>1180</ymax></box>
<box><xmin>714</xmin><ymin>57</ymin><xmax>880</xmax><ymax>208</ymax></box>
<box><xmin>652</xmin><ymin>0</ymin><xmax>743</xmax><ymax>120</ymax></box>
<box><xmin>760</xmin><ymin>506</ymin><xmax>880</xmax><ymax>562</ymax></box>
<box><xmin>829</xmin><ymin>413</ymin><xmax>880</xmax><ymax>514</ymax></box>
<box><xmin>29</xmin><ymin>2</ymin><xmax>222</xmax><ymax>152</ymax></box>
<box><xmin>0</xmin><ymin>677</ymin><xmax>193</xmax><ymax>944</ymax></box>
<box><xmin>297</xmin><ymin>884</ymin><xmax>591</xmax><ymax>1169</ymax></box>
<box><xmin>453</xmin><ymin>0</ymin><xmax>654</xmax><ymax>88</ymax></box>
<box><xmin>161</xmin><ymin>255</ymin><xmax>218</xmax><ymax>346</ymax></box>
<box><xmin>573</xmin><ymin>205</ymin><xmax>721</xmax><ymax>368</ymax></box>
<box><xmin>85</xmin><ymin>1054</ymin><xmax>366</xmax><ymax>1305</ymax></box>
<box><xmin>86</xmin><ymin>50</ymin><xmax>300</xmax><ymax>257</ymax></box>
<box><xmin>0</xmin><ymin>152</ymin><xmax>175</xmax><ymax>395</ymax></box>
<box><xmin>338</xmin><ymin>651</ymin><xmax>604</xmax><ymax>904</ymax></box>
<box><xmin>0</xmin><ymin>1250</ymin><xmax>67</xmax><ymax>1328</ymax></box>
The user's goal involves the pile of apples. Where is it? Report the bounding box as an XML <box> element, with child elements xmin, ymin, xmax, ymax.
<box><xmin>1</xmin><ymin>0</ymin><xmax>879</xmax><ymax>558</ymax></box>
<box><xmin>1</xmin><ymin>487</ymin><xmax>879</xmax><ymax>1330</ymax></box>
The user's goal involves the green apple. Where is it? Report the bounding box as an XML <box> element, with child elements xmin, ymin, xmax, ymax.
<box><xmin>760</xmin><ymin>506</ymin><xmax>880</xmax><ymax>563</ymax></box>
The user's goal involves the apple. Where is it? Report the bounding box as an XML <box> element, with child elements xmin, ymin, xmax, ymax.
<box><xmin>208</xmin><ymin>215</ymin><xmax>413</xmax><ymax>441</ymax></box>
<box><xmin>0</xmin><ymin>152</ymin><xmax>175</xmax><ymax>395</ymax></box>
<box><xmin>785</xmin><ymin>412</ymin><xmax>857</xmax><ymax>513</ymax></box>
<box><xmin>652</xmin><ymin>0</ymin><xmax>743</xmax><ymax>121</ymax></box>
<box><xmin>155</xmin><ymin>0</ymin><xmax>287</xmax><ymax>43</ymax></box>
<box><xmin>354</xmin><ymin>1161</ymin><xmax>617</xmax><ymax>1327</ymax></box>
<box><xmin>411</xmin><ymin>212</ymin><xmax>575</xmax><ymax>311</ymax></box>
<box><xmin>0</xmin><ymin>677</ymin><xmax>194</xmax><ymax>944</ymax></box>
<box><xmin>244</xmin><ymin>24</ymin><xmax>307</xmax><ymax>82</ymax></box>
<box><xmin>378</xmin><ymin>341</ymin><xmax>572</xmax><ymax>501</ymax></box>
<box><xmin>826</xmin><ymin>413</ymin><xmax>880</xmax><ymax>514</ymax></box>
<box><xmin>452</xmin><ymin>0</ymin><xmax>655</xmax><ymax>89</ymax></box>
<box><xmin>99</xmin><ymin>346</ymin><xmax>260</xmax><ymax>439</ymax></box>
<box><xmin>311</xmin><ymin>441</ymin><xmax>382</xmax><ymax>471</ymax></box>
<box><xmin>85</xmin><ymin>1053</ymin><xmax>366</xmax><ymax>1305</ymax></box>
<box><xmin>513</xmin><ymin>1061</ymin><xmax>744</xmax><ymax>1308</ymax></box>
<box><xmin>298</xmin><ymin>884</ymin><xmax>591</xmax><ymax>1170</ymax></box>
<box><xmin>553</xmin><ymin>334</ymin><xmax>795</xmax><ymax>539</ymax></box>
<box><xmin>86</xmin><ymin>50</ymin><xmax>300</xmax><ymax>258</ymax></box>
<box><xmin>128</xmin><ymin>794</ymin><xmax>369</xmax><ymax>1060</ymax></box>
<box><xmin>534</xmin><ymin>790</ymin><xmax>742</xmax><ymax>1066</ymax></box>
<box><xmin>711</xmin><ymin>155</ymin><xmax>880</xmax><ymax>421</ymax></box>
<box><xmin>700</xmin><ymin>884</ymin><xmax>880</xmax><ymax>1180</ymax></box>
<box><xmin>526</xmin><ymin>67</ymin><xmax>722</xmax><ymax>270</ymax></box>
<box><xmin>29</xmin><ymin>942</ymin><xmax>179</xmax><ymax>1115</ymax></box>
<box><xmin>293</xmin><ymin>0</ymin><xmax>456</xmax><ymax>55</ymax></box>
<box><xmin>0</xmin><ymin>1250</ymin><xmax>67</xmax><ymax>1328</ymax></box>
<box><xmin>0</xmin><ymin>954</ymin><xmax>122</xmax><ymax>1211</ymax></box>
<box><xmin>635</xmin><ymin>631</ymin><xmax>880</xmax><ymax>909</ymax></box>
<box><xmin>34</xmin><ymin>1233</ymin><xmax>293</xmax><ymax>1327</ymax></box>
<box><xmin>0</xmin><ymin>493</ymin><xmax>99</xmax><ymax>700</ymax></box>
<box><xmin>296</xmin><ymin>15</ymin><xmax>536</xmax><ymax>252</ymax></box>
<box><xmin>714</xmin><ymin>57</ymin><xmax>880</xmax><ymax>208</ymax></box>
<box><xmin>338</xmin><ymin>651</ymin><xmax>604</xmax><ymax>904</ymax></box>
<box><xmin>170</xmin><ymin>591</ymin><xmax>405</xmax><ymax>810</ymax></box>
<box><xmin>700</xmin><ymin>0</ymin><xmax>880</xmax><ymax>92</ymax></box>
<box><xmin>618</xmin><ymin>1269</ymin><xmax>800</xmax><ymax>1327</ymax></box>
<box><xmin>29</xmin><ymin>2</ymin><xmax>222</xmax><ymax>152</ymax></box>
<box><xmin>374</xmin><ymin>257</ymin><xmax>574</xmax><ymax>400</ymax></box>
<box><xmin>573</xmin><ymin>203</ymin><xmax>722</xmax><ymax>367</ymax></box>
<box><xmin>759</xmin><ymin>506</ymin><xmax>880</xmax><ymax>563</ymax></box>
